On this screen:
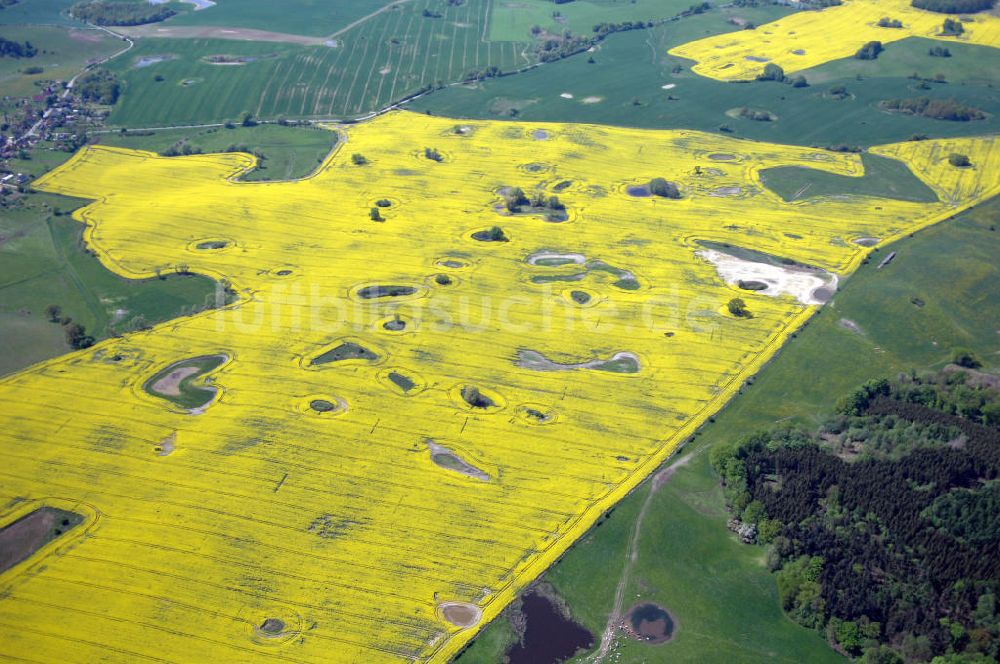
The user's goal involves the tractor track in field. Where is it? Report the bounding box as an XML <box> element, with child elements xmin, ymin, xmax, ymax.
<box><xmin>583</xmin><ymin>449</ymin><xmax>699</xmax><ymax>664</ymax></box>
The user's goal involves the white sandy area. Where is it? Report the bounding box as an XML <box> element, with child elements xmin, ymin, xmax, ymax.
<box><xmin>698</xmin><ymin>249</ymin><xmax>837</xmax><ymax>305</ymax></box>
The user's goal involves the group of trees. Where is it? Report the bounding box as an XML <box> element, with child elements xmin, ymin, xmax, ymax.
<box><xmin>0</xmin><ymin>36</ymin><xmax>36</xmax><ymax>58</ymax></box>
<box><xmin>929</xmin><ymin>45</ymin><xmax>953</xmax><ymax>57</ymax></box>
<box><xmin>710</xmin><ymin>370</ymin><xmax>1000</xmax><ymax>662</ymax></box>
<box><xmin>75</xmin><ymin>68</ymin><xmax>120</xmax><ymax>105</ymax></box>
<box><xmin>70</xmin><ymin>0</ymin><xmax>176</xmax><ymax>26</ymax></box>
<box><xmin>738</xmin><ymin>107</ymin><xmax>775</xmax><ymax>121</ymax></box>
<box><xmin>755</xmin><ymin>63</ymin><xmax>809</xmax><ymax>88</ymax></box>
<box><xmin>44</xmin><ymin>305</ymin><xmax>94</xmax><ymax>350</ymax></box>
<box><xmin>855</xmin><ymin>40</ymin><xmax>884</xmax><ymax>60</ymax></box>
<box><xmin>877</xmin><ymin>17</ymin><xmax>903</xmax><ymax>28</ymax></box>
<box><xmin>881</xmin><ymin>97</ymin><xmax>986</xmax><ymax>121</ymax></box>
<box><xmin>502</xmin><ymin>186</ymin><xmax>566</xmax><ymax>217</ymax></box>
<box><xmin>941</xmin><ymin>17</ymin><xmax>966</xmax><ymax>35</ymax></box>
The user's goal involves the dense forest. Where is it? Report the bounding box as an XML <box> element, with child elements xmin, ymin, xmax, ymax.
<box><xmin>711</xmin><ymin>367</ymin><xmax>1000</xmax><ymax>663</ymax></box>
<box><xmin>70</xmin><ymin>0</ymin><xmax>176</xmax><ymax>26</ymax></box>
<box><xmin>0</xmin><ymin>36</ymin><xmax>36</xmax><ymax>58</ymax></box>
<box><xmin>911</xmin><ymin>0</ymin><xmax>995</xmax><ymax>13</ymax></box>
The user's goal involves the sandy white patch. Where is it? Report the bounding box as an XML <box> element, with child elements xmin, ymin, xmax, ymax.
<box><xmin>581</xmin><ymin>96</ymin><xmax>603</xmax><ymax>104</ymax></box>
<box><xmin>560</xmin><ymin>92</ymin><xmax>574</xmax><ymax>99</ymax></box>
<box><xmin>698</xmin><ymin>249</ymin><xmax>837</xmax><ymax>305</ymax></box>
<box><xmin>379</xmin><ymin>66</ymin><xmax>391</xmax><ymax>75</ymax></box>
<box><xmin>661</xmin><ymin>83</ymin><xmax>676</xmax><ymax>90</ymax></box>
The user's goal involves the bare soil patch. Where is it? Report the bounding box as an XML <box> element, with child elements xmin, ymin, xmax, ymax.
<box><xmin>440</xmin><ymin>602</ymin><xmax>482</xmax><ymax>627</ymax></box>
<box><xmin>516</xmin><ymin>349</ymin><xmax>640</xmax><ymax>373</ymax></box>
<box><xmin>151</xmin><ymin>366</ymin><xmax>200</xmax><ymax>397</ymax></box>
<box><xmin>1</xmin><ymin>507</ymin><xmax>84</xmax><ymax>574</ymax></box>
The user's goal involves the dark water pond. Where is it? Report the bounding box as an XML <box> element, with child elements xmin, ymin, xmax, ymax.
<box><xmin>506</xmin><ymin>591</ymin><xmax>594</xmax><ymax>664</ymax></box>
<box><xmin>626</xmin><ymin>602</ymin><xmax>675</xmax><ymax>644</ymax></box>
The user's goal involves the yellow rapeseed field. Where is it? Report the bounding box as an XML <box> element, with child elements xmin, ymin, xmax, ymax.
<box><xmin>2</xmin><ymin>111</ymin><xmax>999</xmax><ymax>662</ymax></box>
<box><xmin>670</xmin><ymin>0</ymin><xmax>1000</xmax><ymax>81</ymax></box>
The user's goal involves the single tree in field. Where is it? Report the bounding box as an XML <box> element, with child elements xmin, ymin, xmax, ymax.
<box><xmin>649</xmin><ymin>177</ymin><xmax>682</xmax><ymax>199</ymax></box>
<box><xmin>45</xmin><ymin>304</ymin><xmax>62</xmax><ymax>322</ymax></box>
<box><xmin>948</xmin><ymin>153</ymin><xmax>971</xmax><ymax>167</ymax></box>
<box><xmin>728</xmin><ymin>297</ymin><xmax>752</xmax><ymax>318</ymax></box>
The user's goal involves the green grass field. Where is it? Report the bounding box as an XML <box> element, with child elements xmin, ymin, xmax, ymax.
<box><xmin>760</xmin><ymin>153</ymin><xmax>939</xmax><ymax>203</ymax></box>
<box><xmin>488</xmin><ymin>0</ymin><xmax>693</xmax><ymax>42</ymax></box>
<box><xmin>106</xmin><ymin>0</ymin><xmax>527</xmax><ymax>126</ymax></box>
<box><xmin>0</xmin><ymin>25</ymin><xmax>121</xmax><ymax>97</ymax></box>
<box><xmin>0</xmin><ymin>191</ymin><xmax>221</xmax><ymax>377</ymax></box>
<box><xmin>161</xmin><ymin>0</ymin><xmax>388</xmax><ymax>38</ymax></box>
<box><xmin>96</xmin><ymin>123</ymin><xmax>338</xmax><ymax>180</ymax></box>
<box><xmin>800</xmin><ymin>36</ymin><xmax>1000</xmax><ymax>87</ymax></box>
<box><xmin>411</xmin><ymin>12</ymin><xmax>1000</xmax><ymax>146</ymax></box>
<box><xmin>457</xmin><ymin>194</ymin><xmax>1000</xmax><ymax>663</ymax></box>
<box><xmin>0</xmin><ymin>0</ymin><xmax>81</xmax><ymax>26</ymax></box>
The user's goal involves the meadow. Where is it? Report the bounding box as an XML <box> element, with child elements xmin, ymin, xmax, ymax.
<box><xmin>410</xmin><ymin>13</ymin><xmax>1000</xmax><ymax>146</ymax></box>
<box><xmin>3</xmin><ymin>111</ymin><xmax>999</xmax><ymax>662</ymax></box>
<box><xmin>0</xmin><ymin>191</ymin><xmax>221</xmax><ymax>376</ymax></box>
<box><xmin>106</xmin><ymin>0</ymin><xmax>527</xmax><ymax>126</ymax></box>
<box><xmin>458</xmin><ymin>162</ymin><xmax>1000</xmax><ymax>664</ymax></box>
<box><xmin>487</xmin><ymin>0</ymin><xmax>693</xmax><ymax>42</ymax></box>
<box><xmin>0</xmin><ymin>25</ymin><xmax>121</xmax><ymax>97</ymax></box>
<box><xmin>97</xmin><ymin>123</ymin><xmax>339</xmax><ymax>181</ymax></box>
<box><xmin>0</xmin><ymin>0</ymin><xmax>81</xmax><ymax>26</ymax></box>
<box><xmin>670</xmin><ymin>0</ymin><xmax>1000</xmax><ymax>81</ymax></box>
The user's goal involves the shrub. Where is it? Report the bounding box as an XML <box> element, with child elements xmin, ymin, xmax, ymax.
<box><xmin>424</xmin><ymin>147</ymin><xmax>444</xmax><ymax>162</ymax></box>
<box><xmin>948</xmin><ymin>153</ymin><xmax>971</xmax><ymax>167</ymax></box>
<box><xmin>791</xmin><ymin>75</ymin><xmax>809</xmax><ymax>88</ymax></box>
<box><xmin>351</xmin><ymin>153</ymin><xmax>368</xmax><ymax>166</ymax></box>
<box><xmin>928</xmin><ymin>45</ymin><xmax>952</xmax><ymax>57</ymax></box>
<box><xmin>369</xmin><ymin>207</ymin><xmax>384</xmax><ymax>222</ymax></box>
<box><xmin>877</xmin><ymin>17</ymin><xmax>903</xmax><ymax>27</ymax></box>
<box><xmin>649</xmin><ymin>177</ymin><xmax>681</xmax><ymax>199</ymax></box>
<box><xmin>951</xmin><ymin>347</ymin><xmax>982</xmax><ymax>368</ymax></box>
<box><xmin>738</xmin><ymin>107</ymin><xmax>773</xmax><ymax>121</ymax></box>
